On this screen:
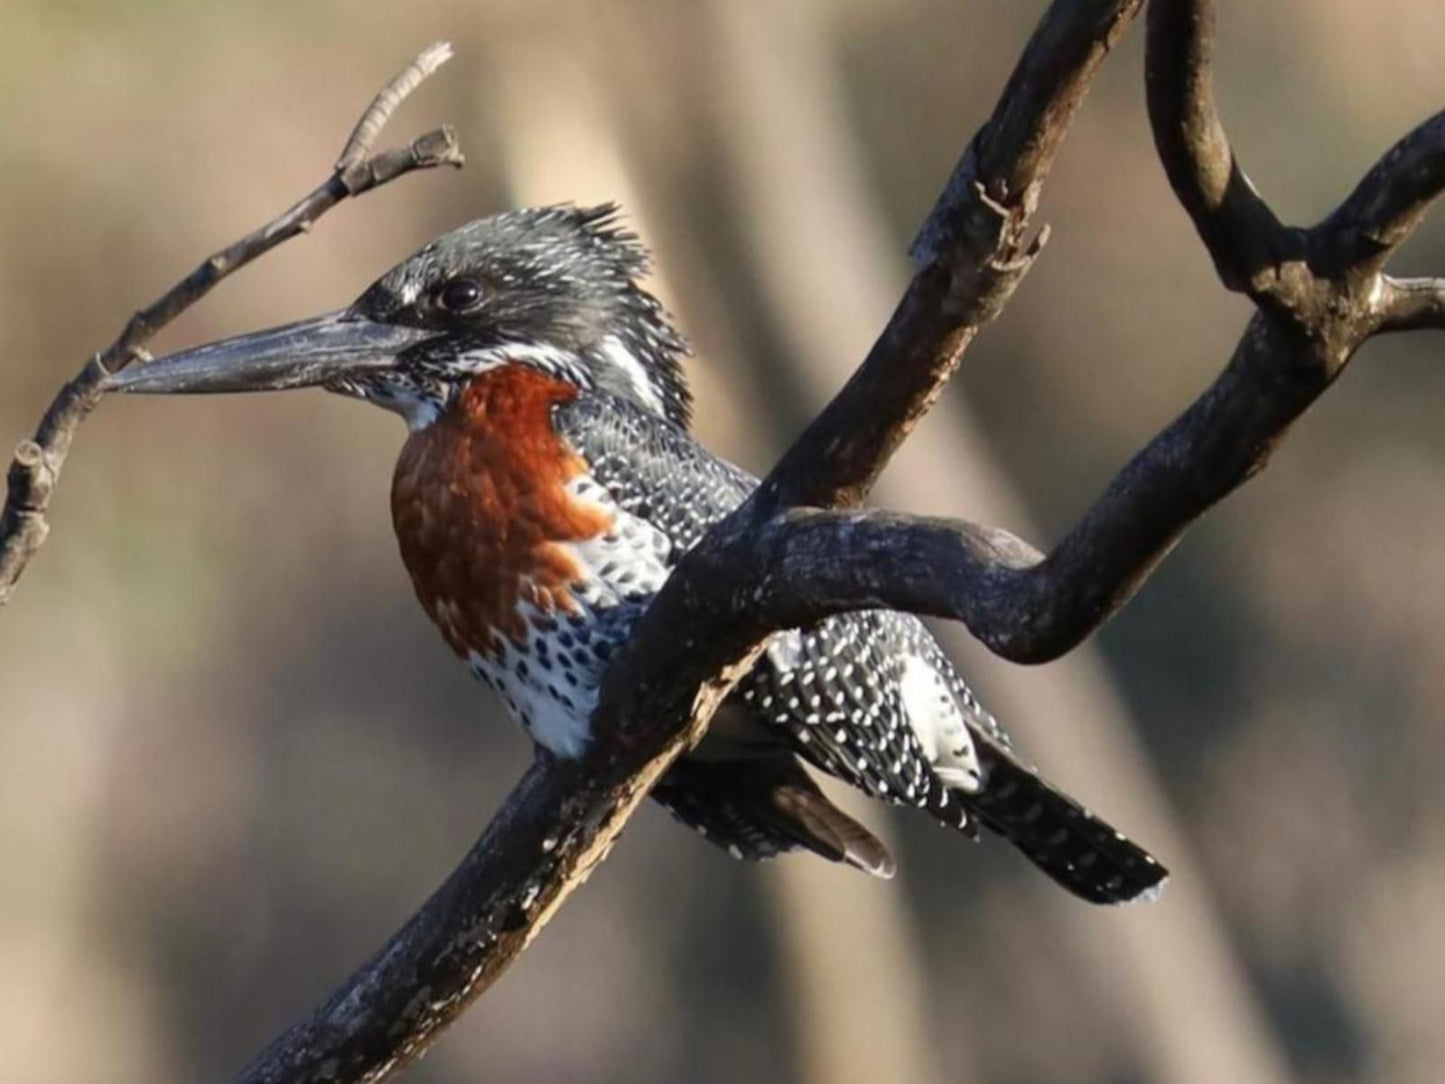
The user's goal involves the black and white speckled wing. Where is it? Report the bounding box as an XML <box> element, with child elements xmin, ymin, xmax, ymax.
<box><xmin>554</xmin><ymin>390</ymin><xmax>1011</xmax><ymax>785</ymax></box>
<box><xmin>554</xmin><ymin>392</ymin><xmax>1168</xmax><ymax>903</ymax></box>
<box><xmin>555</xmin><ymin>390</ymin><xmax>756</xmax><ymax>552</ymax></box>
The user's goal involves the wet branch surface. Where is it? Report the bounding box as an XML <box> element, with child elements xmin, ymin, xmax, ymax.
<box><xmin>0</xmin><ymin>42</ymin><xmax>462</xmax><ymax>609</ymax></box>
<box><xmin>9</xmin><ymin>2</ymin><xmax>1443</xmax><ymax>1081</ymax></box>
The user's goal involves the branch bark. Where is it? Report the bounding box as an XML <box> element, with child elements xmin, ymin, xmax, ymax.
<box><xmin>1143</xmin><ymin>0</ymin><xmax>1294</xmax><ymax>295</ymax></box>
<box><xmin>0</xmin><ymin>42</ymin><xmax>463</xmax><ymax>609</ymax></box>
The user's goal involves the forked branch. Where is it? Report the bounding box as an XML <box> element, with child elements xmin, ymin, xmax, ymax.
<box><xmin>0</xmin><ymin>42</ymin><xmax>463</xmax><ymax>609</ymax></box>
<box><xmin>714</xmin><ymin>0</ymin><xmax>1445</xmax><ymax>664</ymax></box>
<box><xmin>620</xmin><ymin>0</ymin><xmax>1445</xmax><ymax>667</ymax></box>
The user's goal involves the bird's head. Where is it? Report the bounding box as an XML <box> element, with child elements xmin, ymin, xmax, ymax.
<box><xmin>106</xmin><ymin>204</ymin><xmax>692</xmax><ymax>428</ymax></box>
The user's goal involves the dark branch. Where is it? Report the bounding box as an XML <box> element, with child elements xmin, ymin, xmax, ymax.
<box><xmin>236</xmin><ymin>737</ymin><xmax>716</xmax><ymax>1083</ymax></box>
<box><xmin>671</xmin><ymin>314</ymin><xmax>1326</xmax><ymax>666</ymax></box>
<box><xmin>236</xmin><ymin>2</ymin><xmax>1445</xmax><ymax>1075</ymax></box>
<box><xmin>613</xmin><ymin>4</ymin><xmax>1445</xmax><ymax>671</ymax></box>
<box><xmin>1379</xmin><ymin>276</ymin><xmax>1445</xmax><ymax>332</ymax></box>
<box><xmin>30</xmin><ymin>3</ymin><xmax>1441</xmax><ymax>1080</ymax></box>
<box><xmin>0</xmin><ymin>45</ymin><xmax>462</xmax><ymax>610</ymax></box>
<box><xmin>232</xmin><ymin>3</ymin><xmax>1149</xmax><ymax>1080</ymax></box>
<box><xmin>1315</xmin><ymin>110</ymin><xmax>1445</xmax><ymax>275</ymax></box>
<box><xmin>765</xmin><ymin>0</ymin><xmax>1144</xmax><ymax>512</ymax></box>
<box><xmin>1144</xmin><ymin>0</ymin><xmax>1299</xmax><ymax>298</ymax></box>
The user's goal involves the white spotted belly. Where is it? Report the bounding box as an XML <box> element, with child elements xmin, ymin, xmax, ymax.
<box><xmin>464</xmin><ymin>485</ymin><xmax>673</xmax><ymax>759</ymax></box>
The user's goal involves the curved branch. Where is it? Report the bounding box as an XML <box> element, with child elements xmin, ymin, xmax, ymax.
<box><xmin>335</xmin><ymin>41</ymin><xmax>454</xmax><ymax>173</ymax></box>
<box><xmin>0</xmin><ymin>45</ymin><xmax>463</xmax><ymax>610</ymax></box>
<box><xmin>680</xmin><ymin>314</ymin><xmax>1326</xmax><ymax>666</ymax></box>
<box><xmin>71</xmin><ymin>5</ymin><xmax>1445</xmax><ymax>1081</ymax></box>
<box><xmin>1144</xmin><ymin>0</ymin><xmax>1298</xmax><ymax>297</ymax></box>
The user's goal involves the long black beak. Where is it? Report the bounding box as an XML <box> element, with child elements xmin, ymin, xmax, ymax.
<box><xmin>102</xmin><ymin>309</ymin><xmax>437</xmax><ymax>394</ymax></box>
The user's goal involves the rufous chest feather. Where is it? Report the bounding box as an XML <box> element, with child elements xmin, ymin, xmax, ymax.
<box><xmin>390</xmin><ymin>365</ymin><xmax>613</xmax><ymax>657</ymax></box>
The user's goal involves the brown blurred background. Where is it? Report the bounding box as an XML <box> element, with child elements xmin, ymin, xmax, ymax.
<box><xmin>2</xmin><ymin>2</ymin><xmax>1443</xmax><ymax>1082</ymax></box>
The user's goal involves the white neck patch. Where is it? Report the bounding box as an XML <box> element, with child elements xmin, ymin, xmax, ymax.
<box><xmin>599</xmin><ymin>335</ymin><xmax>666</xmax><ymax>416</ymax></box>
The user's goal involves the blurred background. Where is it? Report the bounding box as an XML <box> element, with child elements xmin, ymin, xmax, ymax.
<box><xmin>2</xmin><ymin>2</ymin><xmax>1443</xmax><ymax>1082</ymax></box>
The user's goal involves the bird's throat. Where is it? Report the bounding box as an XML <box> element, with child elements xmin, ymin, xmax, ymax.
<box><xmin>389</xmin><ymin>365</ymin><xmax>613</xmax><ymax>660</ymax></box>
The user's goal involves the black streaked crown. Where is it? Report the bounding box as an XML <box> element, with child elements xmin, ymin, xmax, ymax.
<box><xmin>349</xmin><ymin>204</ymin><xmax>693</xmax><ymax>427</ymax></box>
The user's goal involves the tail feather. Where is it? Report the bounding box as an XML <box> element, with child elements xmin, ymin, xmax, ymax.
<box><xmin>965</xmin><ymin>748</ymin><xmax>1168</xmax><ymax>905</ymax></box>
<box><xmin>653</xmin><ymin>755</ymin><xmax>896</xmax><ymax>878</ymax></box>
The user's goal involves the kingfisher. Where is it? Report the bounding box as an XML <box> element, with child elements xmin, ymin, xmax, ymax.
<box><xmin>107</xmin><ymin>204</ymin><xmax>1166</xmax><ymax>904</ymax></box>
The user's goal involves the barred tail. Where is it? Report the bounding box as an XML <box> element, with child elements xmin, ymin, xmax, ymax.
<box><xmin>965</xmin><ymin>749</ymin><xmax>1168</xmax><ymax>905</ymax></box>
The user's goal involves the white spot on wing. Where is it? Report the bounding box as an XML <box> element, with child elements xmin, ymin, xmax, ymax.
<box><xmin>766</xmin><ymin>629</ymin><xmax>805</xmax><ymax>671</ymax></box>
<box><xmin>898</xmin><ymin>655</ymin><xmax>983</xmax><ymax>792</ymax></box>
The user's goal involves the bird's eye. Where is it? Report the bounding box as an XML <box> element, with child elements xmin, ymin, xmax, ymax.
<box><xmin>437</xmin><ymin>278</ymin><xmax>483</xmax><ymax>313</ymax></box>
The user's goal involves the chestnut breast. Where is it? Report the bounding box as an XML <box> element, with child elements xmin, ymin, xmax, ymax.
<box><xmin>390</xmin><ymin>364</ymin><xmax>614</xmax><ymax>660</ymax></box>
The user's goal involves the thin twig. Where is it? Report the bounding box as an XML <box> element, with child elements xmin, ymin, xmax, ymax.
<box><xmin>336</xmin><ymin>41</ymin><xmax>454</xmax><ymax>173</ymax></box>
<box><xmin>0</xmin><ymin>44</ymin><xmax>462</xmax><ymax>610</ymax></box>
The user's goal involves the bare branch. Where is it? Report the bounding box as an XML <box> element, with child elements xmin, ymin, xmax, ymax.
<box><xmin>335</xmin><ymin>41</ymin><xmax>454</xmax><ymax>172</ymax></box>
<box><xmin>0</xmin><ymin>44</ymin><xmax>462</xmax><ymax>610</ymax></box>
<box><xmin>237</xmin><ymin>745</ymin><xmax>707</xmax><ymax>1084</ymax></box>
<box><xmin>233</xmin><ymin>3</ymin><xmax>1149</xmax><ymax>1080</ymax></box>
<box><xmin>652</xmin><ymin>314</ymin><xmax>1327</xmax><ymax>667</ymax></box>
<box><xmin>1144</xmin><ymin>0</ymin><xmax>1299</xmax><ymax>298</ymax></box>
<box><xmin>1315</xmin><ymin>110</ymin><xmax>1445</xmax><ymax>274</ymax></box>
<box><xmin>1378</xmin><ymin>275</ymin><xmax>1445</xmax><ymax>332</ymax></box>
<box><xmin>765</xmin><ymin>0</ymin><xmax>1143</xmax><ymax>512</ymax></box>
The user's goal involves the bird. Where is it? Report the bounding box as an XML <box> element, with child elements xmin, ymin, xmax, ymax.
<box><xmin>107</xmin><ymin>203</ymin><xmax>1167</xmax><ymax>904</ymax></box>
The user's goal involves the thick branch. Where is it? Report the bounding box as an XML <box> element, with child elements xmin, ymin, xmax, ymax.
<box><xmin>763</xmin><ymin>0</ymin><xmax>1143</xmax><ymax>512</ymax></box>
<box><xmin>236</xmin><ymin>724</ymin><xmax>729</xmax><ymax>1083</ymax></box>
<box><xmin>81</xmin><ymin>4</ymin><xmax>1445</xmax><ymax>1081</ymax></box>
<box><xmin>638</xmin><ymin>4</ymin><xmax>1445</xmax><ymax>669</ymax></box>
<box><xmin>0</xmin><ymin>45</ymin><xmax>463</xmax><ymax>609</ymax></box>
<box><xmin>676</xmin><ymin>314</ymin><xmax>1321</xmax><ymax>665</ymax></box>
